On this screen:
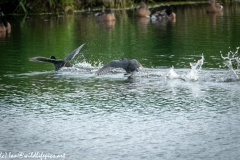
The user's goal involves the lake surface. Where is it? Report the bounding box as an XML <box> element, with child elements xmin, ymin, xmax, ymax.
<box><xmin>0</xmin><ymin>2</ymin><xmax>240</xmax><ymax>160</ymax></box>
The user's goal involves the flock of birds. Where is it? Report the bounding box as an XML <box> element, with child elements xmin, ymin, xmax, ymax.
<box><xmin>0</xmin><ymin>0</ymin><xmax>224</xmax><ymax>35</ymax></box>
<box><xmin>95</xmin><ymin>1</ymin><xmax>177</xmax><ymax>22</ymax></box>
<box><xmin>94</xmin><ymin>0</ymin><xmax>223</xmax><ymax>23</ymax></box>
<box><xmin>1</xmin><ymin>1</ymin><xmax>223</xmax><ymax>76</ymax></box>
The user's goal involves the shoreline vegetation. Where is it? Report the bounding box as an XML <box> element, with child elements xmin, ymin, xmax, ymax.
<box><xmin>0</xmin><ymin>0</ymin><xmax>231</xmax><ymax>14</ymax></box>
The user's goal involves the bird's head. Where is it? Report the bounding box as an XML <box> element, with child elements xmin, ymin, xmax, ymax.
<box><xmin>50</xmin><ymin>56</ymin><xmax>56</xmax><ymax>60</ymax></box>
<box><xmin>139</xmin><ymin>1</ymin><xmax>147</xmax><ymax>8</ymax></box>
<box><xmin>165</xmin><ymin>8</ymin><xmax>173</xmax><ymax>16</ymax></box>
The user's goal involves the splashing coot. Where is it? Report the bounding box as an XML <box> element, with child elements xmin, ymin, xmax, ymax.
<box><xmin>29</xmin><ymin>44</ymin><xmax>85</xmax><ymax>71</ymax></box>
<box><xmin>96</xmin><ymin>58</ymin><xmax>144</xmax><ymax>76</ymax></box>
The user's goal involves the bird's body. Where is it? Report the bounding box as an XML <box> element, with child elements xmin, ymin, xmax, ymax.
<box><xmin>95</xmin><ymin>10</ymin><xmax>116</xmax><ymax>21</ymax></box>
<box><xmin>0</xmin><ymin>8</ymin><xmax>11</xmax><ymax>33</ymax></box>
<box><xmin>30</xmin><ymin>56</ymin><xmax>72</xmax><ymax>71</ymax></box>
<box><xmin>151</xmin><ymin>9</ymin><xmax>176</xmax><ymax>22</ymax></box>
<box><xmin>136</xmin><ymin>1</ymin><xmax>151</xmax><ymax>17</ymax></box>
<box><xmin>29</xmin><ymin>44</ymin><xmax>85</xmax><ymax>71</ymax></box>
<box><xmin>96</xmin><ymin>58</ymin><xmax>144</xmax><ymax>76</ymax></box>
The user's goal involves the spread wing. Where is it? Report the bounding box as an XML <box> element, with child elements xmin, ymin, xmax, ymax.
<box><xmin>29</xmin><ymin>57</ymin><xmax>56</xmax><ymax>63</ymax></box>
<box><xmin>64</xmin><ymin>43</ymin><xmax>85</xmax><ymax>61</ymax></box>
<box><xmin>96</xmin><ymin>60</ymin><xmax>126</xmax><ymax>75</ymax></box>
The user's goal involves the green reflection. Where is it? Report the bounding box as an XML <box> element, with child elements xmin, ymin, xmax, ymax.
<box><xmin>0</xmin><ymin>3</ymin><xmax>240</xmax><ymax>75</ymax></box>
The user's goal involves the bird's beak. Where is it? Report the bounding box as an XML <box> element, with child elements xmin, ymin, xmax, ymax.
<box><xmin>140</xmin><ymin>66</ymin><xmax>145</xmax><ymax>72</ymax></box>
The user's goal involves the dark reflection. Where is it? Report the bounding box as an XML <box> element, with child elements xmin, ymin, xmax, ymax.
<box><xmin>207</xmin><ymin>12</ymin><xmax>222</xmax><ymax>27</ymax></box>
<box><xmin>96</xmin><ymin>20</ymin><xmax>116</xmax><ymax>30</ymax></box>
<box><xmin>0</xmin><ymin>31</ymin><xmax>6</xmax><ymax>38</ymax></box>
<box><xmin>95</xmin><ymin>9</ymin><xmax>116</xmax><ymax>30</ymax></box>
<box><xmin>137</xmin><ymin>17</ymin><xmax>150</xmax><ymax>25</ymax></box>
<box><xmin>137</xmin><ymin>17</ymin><xmax>150</xmax><ymax>33</ymax></box>
<box><xmin>151</xmin><ymin>18</ymin><xmax>175</xmax><ymax>29</ymax></box>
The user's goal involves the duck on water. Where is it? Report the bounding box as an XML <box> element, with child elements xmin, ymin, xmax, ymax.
<box><xmin>29</xmin><ymin>44</ymin><xmax>85</xmax><ymax>71</ymax></box>
<box><xmin>206</xmin><ymin>0</ymin><xmax>223</xmax><ymax>13</ymax></box>
<box><xmin>136</xmin><ymin>1</ymin><xmax>151</xmax><ymax>17</ymax></box>
<box><xmin>0</xmin><ymin>7</ymin><xmax>11</xmax><ymax>34</ymax></box>
<box><xmin>95</xmin><ymin>9</ymin><xmax>116</xmax><ymax>21</ymax></box>
<box><xmin>151</xmin><ymin>8</ymin><xmax>176</xmax><ymax>22</ymax></box>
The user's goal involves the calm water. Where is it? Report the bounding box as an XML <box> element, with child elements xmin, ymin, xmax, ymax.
<box><xmin>1</xmin><ymin>3</ymin><xmax>240</xmax><ymax>160</ymax></box>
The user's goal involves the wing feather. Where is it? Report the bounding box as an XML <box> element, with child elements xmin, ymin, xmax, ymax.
<box><xmin>64</xmin><ymin>44</ymin><xmax>85</xmax><ymax>61</ymax></box>
<box><xmin>29</xmin><ymin>57</ymin><xmax>56</xmax><ymax>63</ymax></box>
<box><xmin>97</xmin><ymin>67</ymin><xmax>116</xmax><ymax>75</ymax></box>
<box><xmin>96</xmin><ymin>60</ymin><xmax>126</xmax><ymax>75</ymax></box>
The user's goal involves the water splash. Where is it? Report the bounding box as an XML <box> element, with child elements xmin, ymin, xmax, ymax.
<box><xmin>73</xmin><ymin>60</ymin><xmax>106</xmax><ymax>74</ymax></box>
<box><xmin>166</xmin><ymin>66</ymin><xmax>179</xmax><ymax>79</ymax></box>
<box><xmin>166</xmin><ymin>55</ymin><xmax>204</xmax><ymax>81</ymax></box>
<box><xmin>56</xmin><ymin>60</ymin><xmax>97</xmax><ymax>74</ymax></box>
<box><xmin>183</xmin><ymin>54</ymin><xmax>204</xmax><ymax>81</ymax></box>
<box><xmin>221</xmin><ymin>47</ymin><xmax>240</xmax><ymax>80</ymax></box>
<box><xmin>74</xmin><ymin>61</ymin><xmax>94</xmax><ymax>70</ymax></box>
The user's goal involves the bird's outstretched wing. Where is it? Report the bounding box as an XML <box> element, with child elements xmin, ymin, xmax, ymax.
<box><xmin>64</xmin><ymin>44</ymin><xmax>85</xmax><ymax>61</ymax></box>
<box><xmin>29</xmin><ymin>57</ymin><xmax>56</xmax><ymax>63</ymax></box>
<box><xmin>96</xmin><ymin>60</ymin><xmax>126</xmax><ymax>75</ymax></box>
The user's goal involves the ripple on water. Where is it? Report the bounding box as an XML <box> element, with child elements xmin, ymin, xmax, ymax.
<box><xmin>1</xmin><ymin>68</ymin><xmax>240</xmax><ymax>159</ymax></box>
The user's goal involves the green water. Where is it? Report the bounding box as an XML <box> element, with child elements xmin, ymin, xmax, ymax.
<box><xmin>0</xmin><ymin>3</ymin><xmax>240</xmax><ymax>160</ymax></box>
<box><xmin>1</xmin><ymin>3</ymin><xmax>239</xmax><ymax>74</ymax></box>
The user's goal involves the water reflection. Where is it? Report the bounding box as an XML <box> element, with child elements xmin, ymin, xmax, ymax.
<box><xmin>207</xmin><ymin>12</ymin><xmax>222</xmax><ymax>27</ymax></box>
<box><xmin>137</xmin><ymin>17</ymin><xmax>150</xmax><ymax>33</ymax></box>
<box><xmin>96</xmin><ymin>20</ymin><xmax>116</xmax><ymax>29</ymax></box>
<box><xmin>151</xmin><ymin>18</ymin><xmax>175</xmax><ymax>30</ymax></box>
<box><xmin>0</xmin><ymin>31</ymin><xmax>7</xmax><ymax>39</ymax></box>
<box><xmin>0</xmin><ymin>26</ymin><xmax>11</xmax><ymax>38</ymax></box>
